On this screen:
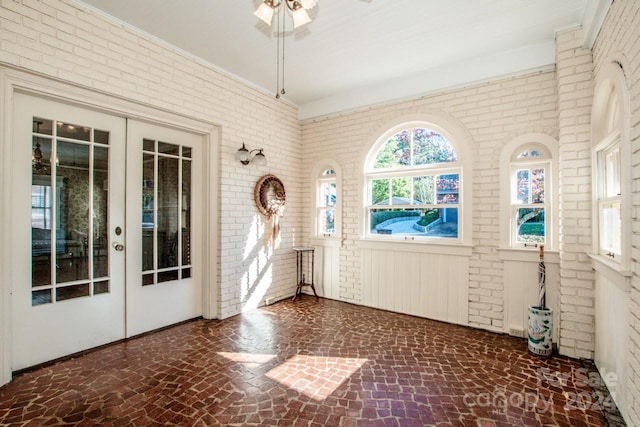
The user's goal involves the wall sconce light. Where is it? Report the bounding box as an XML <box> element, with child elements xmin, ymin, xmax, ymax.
<box><xmin>235</xmin><ymin>142</ymin><xmax>267</xmax><ymax>166</ymax></box>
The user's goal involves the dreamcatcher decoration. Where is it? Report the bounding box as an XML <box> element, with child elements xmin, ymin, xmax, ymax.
<box><xmin>254</xmin><ymin>174</ymin><xmax>286</xmax><ymax>247</ymax></box>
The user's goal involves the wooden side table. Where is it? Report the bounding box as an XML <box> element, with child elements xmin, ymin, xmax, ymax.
<box><xmin>292</xmin><ymin>247</ymin><xmax>318</xmax><ymax>301</ymax></box>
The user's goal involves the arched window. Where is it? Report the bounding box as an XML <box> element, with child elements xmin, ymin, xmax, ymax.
<box><xmin>499</xmin><ymin>134</ymin><xmax>558</xmax><ymax>250</ymax></box>
<box><xmin>592</xmin><ymin>61</ymin><xmax>630</xmax><ymax>266</ymax></box>
<box><xmin>365</xmin><ymin>125</ymin><xmax>462</xmax><ymax>241</ymax></box>
<box><xmin>510</xmin><ymin>143</ymin><xmax>551</xmax><ymax>248</ymax></box>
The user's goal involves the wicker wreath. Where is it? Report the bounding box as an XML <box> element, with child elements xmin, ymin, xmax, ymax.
<box><xmin>254</xmin><ymin>174</ymin><xmax>286</xmax><ymax>218</ymax></box>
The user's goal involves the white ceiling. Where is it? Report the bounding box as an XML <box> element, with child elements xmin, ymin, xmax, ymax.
<box><xmin>75</xmin><ymin>0</ymin><xmax>604</xmax><ymax>119</ymax></box>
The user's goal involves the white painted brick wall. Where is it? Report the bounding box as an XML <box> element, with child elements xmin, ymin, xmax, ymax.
<box><xmin>302</xmin><ymin>70</ymin><xmax>558</xmax><ymax>333</ymax></box>
<box><xmin>0</xmin><ymin>0</ymin><xmax>303</xmax><ymax>319</ymax></box>
<box><xmin>555</xmin><ymin>27</ymin><xmax>595</xmax><ymax>360</ymax></box>
<box><xmin>591</xmin><ymin>0</ymin><xmax>640</xmax><ymax>424</ymax></box>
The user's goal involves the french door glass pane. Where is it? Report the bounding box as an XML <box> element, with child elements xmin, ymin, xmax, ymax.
<box><xmin>94</xmin><ymin>146</ymin><xmax>109</xmax><ymax>279</ymax></box>
<box><xmin>31</xmin><ymin>136</ymin><xmax>53</xmax><ymax>288</ymax></box>
<box><xmin>141</xmin><ymin>140</ymin><xmax>192</xmax><ymax>285</ymax></box>
<box><xmin>142</xmin><ymin>153</ymin><xmax>155</xmax><ymax>272</ymax></box>
<box><xmin>182</xmin><ymin>159</ymin><xmax>191</xmax><ymax>266</ymax></box>
<box><xmin>157</xmin><ymin>157</ymin><xmax>179</xmax><ymax>269</ymax></box>
<box><xmin>56</xmin><ymin>141</ymin><xmax>90</xmax><ymax>284</ymax></box>
<box><xmin>30</xmin><ymin>117</ymin><xmax>111</xmax><ymax>305</ymax></box>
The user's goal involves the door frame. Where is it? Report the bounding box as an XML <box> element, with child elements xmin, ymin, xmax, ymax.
<box><xmin>0</xmin><ymin>67</ymin><xmax>220</xmax><ymax>387</ymax></box>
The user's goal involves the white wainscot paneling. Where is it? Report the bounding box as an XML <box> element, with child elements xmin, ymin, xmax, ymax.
<box><xmin>591</xmin><ymin>255</ymin><xmax>631</xmax><ymax>421</ymax></box>
<box><xmin>499</xmin><ymin>249</ymin><xmax>559</xmax><ymax>343</ymax></box>
<box><xmin>357</xmin><ymin>241</ymin><xmax>471</xmax><ymax>325</ymax></box>
<box><xmin>309</xmin><ymin>238</ymin><xmax>341</xmax><ymax>300</ymax></box>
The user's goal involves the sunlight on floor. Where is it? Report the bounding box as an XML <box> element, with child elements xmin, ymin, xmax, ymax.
<box><xmin>266</xmin><ymin>355</ymin><xmax>367</xmax><ymax>401</ymax></box>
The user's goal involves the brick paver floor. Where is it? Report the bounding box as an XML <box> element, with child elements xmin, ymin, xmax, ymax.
<box><xmin>0</xmin><ymin>297</ymin><xmax>608</xmax><ymax>426</ymax></box>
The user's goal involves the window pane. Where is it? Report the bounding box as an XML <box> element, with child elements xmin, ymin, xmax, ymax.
<box><xmin>33</xmin><ymin>118</ymin><xmax>53</xmax><ymax>135</ymax></box>
<box><xmin>182</xmin><ymin>159</ymin><xmax>191</xmax><ymax>266</ymax></box>
<box><xmin>32</xmin><ymin>289</ymin><xmax>52</xmax><ymax>306</ymax></box>
<box><xmin>413</xmin><ymin>128</ymin><xmax>457</xmax><ymax>165</ymax></box>
<box><xmin>94</xmin><ymin>147</ymin><xmax>108</xmax><ymax>279</ymax></box>
<box><xmin>370</xmin><ymin>208</ymin><xmax>458</xmax><ymax>238</ymax></box>
<box><xmin>157</xmin><ymin>157</ymin><xmax>179</xmax><ymax>269</ymax></box>
<box><xmin>32</xmin><ymin>182</ymin><xmax>52</xmax><ymax>286</ymax></box>
<box><xmin>143</xmin><ymin>138</ymin><xmax>155</xmax><ymax>152</ymax></box>
<box><xmin>372</xmin><ymin>179</ymin><xmax>390</xmax><ymax>205</ymax></box>
<box><xmin>57</xmin><ymin>122</ymin><xmax>90</xmax><ymax>141</ymax></box>
<box><xmin>373</xmin><ymin>130</ymin><xmax>411</xmax><ymax>168</ymax></box>
<box><xmin>319</xmin><ymin>182</ymin><xmax>336</xmax><ymax>207</ymax></box>
<box><xmin>318</xmin><ymin>208</ymin><xmax>335</xmax><ymax>234</ymax></box>
<box><xmin>158</xmin><ymin>141</ymin><xmax>180</xmax><ymax>156</ymax></box>
<box><xmin>413</xmin><ymin>176</ymin><xmax>434</xmax><ymax>205</ymax></box>
<box><xmin>531</xmin><ymin>168</ymin><xmax>545</xmax><ymax>203</ymax></box>
<box><xmin>601</xmin><ymin>202</ymin><xmax>621</xmax><ymax>254</ymax></box>
<box><xmin>94</xmin><ymin>129</ymin><xmax>109</xmax><ymax>145</ymax></box>
<box><xmin>516</xmin><ymin>169</ymin><xmax>529</xmax><ymax>203</ymax></box>
<box><xmin>94</xmin><ymin>280</ymin><xmax>109</xmax><ymax>295</ymax></box>
<box><xmin>605</xmin><ymin>147</ymin><xmax>620</xmax><ymax>197</ymax></box>
<box><xmin>517</xmin><ymin>150</ymin><xmax>543</xmax><ymax>159</ymax></box>
<box><xmin>56</xmin><ymin>284</ymin><xmax>90</xmax><ymax>301</ymax></box>
<box><xmin>158</xmin><ymin>270</ymin><xmax>179</xmax><ymax>283</ymax></box>
<box><xmin>436</xmin><ymin>174</ymin><xmax>459</xmax><ymax>204</ymax></box>
<box><xmin>142</xmin><ymin>154</ymin><xmax>155</xmax><ymax>272</ymax></box>
<box><xmin>56</xmin><ymin>141</ymin><xmax>89</xmax><ymax>284</ymax></box>
<box><xmin>391</xmin><ymin>177</ymin><xmax>411</xmax><ymax>204</ymax></box>
<box><xmin>516</xmin><ymin>208</ymin><xmax>545</xmax><ymax>244</ymax></box>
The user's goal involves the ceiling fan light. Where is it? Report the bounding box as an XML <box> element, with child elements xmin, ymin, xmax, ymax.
<box><xmin>291</xmin><ymin>6</ymin><xmax>312</xmax><ymax>28</ymax></box>
<box><xmin>254</xmin><ymin>1</ymin><xmax>275</xmax><ymax>26</ymax></box>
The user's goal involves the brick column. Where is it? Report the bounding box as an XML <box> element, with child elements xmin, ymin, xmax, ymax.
<box><xmin>555</xmin><ymin>27</ymin><xmax>595</xmax><ymax>359</ymax></box>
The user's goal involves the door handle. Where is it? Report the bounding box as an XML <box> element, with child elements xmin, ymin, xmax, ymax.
<box><xmin>112</xmin><ymin>242</ymin><xmax>124</xmax><ymax>251</ymax></box>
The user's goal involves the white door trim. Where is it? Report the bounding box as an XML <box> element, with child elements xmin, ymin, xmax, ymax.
<box><xmin>0</xmin><ymin>67</ymin><xmax>220</xmax><ymax>387</ymax></box>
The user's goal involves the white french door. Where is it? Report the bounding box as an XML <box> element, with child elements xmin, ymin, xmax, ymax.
<box><xmin>125</xmin><ymin>121</ymin><xmax>203</xmax><ymax>337</ymax></box>
<box><xmin>11</xmin><ymin>93</ymin><xmax>127</xmax><ymax>370</ymax></box>
<box><xmin>11</xmin><ymin>93</ymin><xmax>203</xmax><ymax>371</ymax></box>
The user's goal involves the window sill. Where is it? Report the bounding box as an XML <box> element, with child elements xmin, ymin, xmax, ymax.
<box><xmin>498</xmin><ymin>247</ymin><xmax>559</xmax><ymax>264</ymax></box>
<box><xmin>588</xmin><ymin>253</ymin><xmax>631</xmax><ymax>292</ymax></box>
<box><xmin>357</xmin><ymin>239</ymin><xmax>472</xmax><ymax>256</ymax></box>
<box><xmin>309</xmin><ymin>237</ymin><xmax>342</xmax><ymax>248</ymax></box>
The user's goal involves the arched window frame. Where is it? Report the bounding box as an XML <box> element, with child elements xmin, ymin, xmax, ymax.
<box><xmin>363</xmin><ymin>121</ymin><xmax>468</xmax><ymax>244</ymax></box>
<box><xmin>591</xmin><ymin>61</ymin><xmax>631</xmax><ymax>269</ymax></box>
<box><xmin>310</xmin><ymin>159</ymin><xmax>342</xmax><ymax>240</ymax></box>
<box><xmin>499</xmin><ymin>134</ymin><xmax>558</xmax><ymax>251</ymax></box>
<box><xmin>509</xmin><ymin>144</ymin><xmax>552</xmax><ymax>249</ymax></box>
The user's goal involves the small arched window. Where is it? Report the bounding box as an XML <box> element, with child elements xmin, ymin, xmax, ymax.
<box><xmin>365</xmin><ymin>125</ymin><xmax>462</xmax><ymax>241</ymax></box>
<box><xmin>510</xmin><ymin>143</ymin><xmax>551</xmax><ymax>248</ymax></box>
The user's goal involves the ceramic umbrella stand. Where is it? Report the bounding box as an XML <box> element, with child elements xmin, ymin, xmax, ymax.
<box><xmin>528</xmin><ymin>245</ymin><xmax>553</xmax><ymax>357</ymax></box>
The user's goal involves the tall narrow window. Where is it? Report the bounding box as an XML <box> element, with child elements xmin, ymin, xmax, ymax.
<box><xmin>316</xmin><ymin>169</ymin><xmax>336</xmax><ymax>236</ymax></box>
<box><xmin>510</xmin><ymin>145</ymin><xmax>551</xmax><ymax>247</ymax></box>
